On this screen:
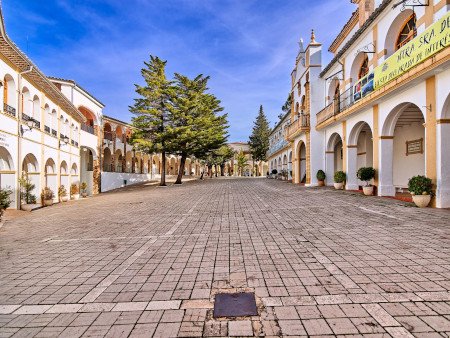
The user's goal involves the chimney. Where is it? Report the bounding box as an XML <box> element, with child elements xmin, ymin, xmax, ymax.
<box><xmin>354</xmin><ymin>0</ymin><xmax>375</xmax><ymax>26</ymax></box>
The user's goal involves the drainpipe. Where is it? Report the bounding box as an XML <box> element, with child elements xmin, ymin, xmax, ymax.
<box><xmin>16</xmin><ymin>66</ymin><xmax>33</xmax><ymax>209</ymax></box>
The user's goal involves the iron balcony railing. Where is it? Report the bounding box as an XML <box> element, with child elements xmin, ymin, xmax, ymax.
<box><xmin>81</xmin><ymin>123</ymin><xmax>95</xmax><ymax>135</ymax></box>
<box><xmin>51</xmin><ymin>129</ymin><xmax>57</xmax><ymax>137</ymax></box>
<box><xmin>317</xmin><ymin>87</ymin><xmax>354</xmax><ymax>125</ymax></box>
<box><xmin>44</xmin><ymin>125</ymin><xmax>51</xmax><ymax>133</ymax></box>
<box><xmin>3</xmin><ymin>103</ymin><xmax>16</xmax><ymax>117</ymax></box>
<box><xmin>22</xmin><ymin>112</ymin><xmax>41</xmax><ymax>129</ymax></box>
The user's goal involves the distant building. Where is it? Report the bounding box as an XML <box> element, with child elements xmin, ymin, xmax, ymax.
<box><xmin>225</xmin><ymin>142</ymin><xmax>267</xmax><ymax>177</ymax></box>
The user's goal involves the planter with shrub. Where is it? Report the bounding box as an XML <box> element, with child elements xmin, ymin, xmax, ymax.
<box><xmin>333</xmin><ymin>171</ymin><xmax>346</xmax><ymax>190</ymax></box>
<box><xmin>0</xmin><ymin>187</ymin><xmax>12</xmax><ymax>221</ymax></box>
<box><xmin>59</xmin><ymin>185</ymin><xmax>69</xmax><ymax>202</ymax></box>
<box><xmin>18</xmin><ymin>175</ymin><xmax>37</xmax><ymax>210</ymax></box>
<box><xmin>80</xmin><ymin>182</ymin><xmax>88</xmax><ymax>198</ymax></box>
<box><xmin>357</xmin><ymin>167</ymin><xmax>376</xmax><ymax>196</ymax></box>
<box><xmin>271</xmin><ymin>169</ymin><xmax>277</xmax><ymax>179</ymax></box>
<box><xmin>316</xmin><ymin>170</ymin><xmax>326</xmax><ymax>186</ymax></box>
<box><xmin>71</xmin><ymin>184</ymin><xmax>80</xmax><ymax>200</ymax></box>
<box><xmin>408</xmin><ymin>175</ymin><xmax>433</xmax><ymax>208</ymax></box>
<box><xmin>41</xmin><ymin>187</ymin><xmax>55</xmax><ymax>206</ymax></box>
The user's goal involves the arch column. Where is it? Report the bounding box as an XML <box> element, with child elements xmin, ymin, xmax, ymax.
<box><xmin>346</xmin><ymin>145</ymin><xmax>358</xmax><ymax>190</ymax></box>
<box><xmin>325</xmin><ymin>151</ymin><xmax>334</xmax><ymax>186</ymax></box>
<box><xmin>378</xmin><ymin>137</ymin><xmax>395</xmax><ymax>196</ymax></box>
<box><xmin>437</xmin><ymin>121</ymin><xmax>450</xmax><ymax>208</ymax></box>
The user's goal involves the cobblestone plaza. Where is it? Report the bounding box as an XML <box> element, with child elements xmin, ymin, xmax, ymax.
<box><xmin>0</xmin><ymin>178</ymin><xmax>449</xmax><ymax>337</ymax></box>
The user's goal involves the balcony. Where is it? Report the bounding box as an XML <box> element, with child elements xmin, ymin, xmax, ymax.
<box><xmin>286</xmin><ymin>114</ymin><xmax>310</xmax><ymax>140</ymax></box>
<box><xmin>81</xmin><ymin>123</ymin><xmax>95</xmax><ymax>135</ymax></box>
<box><xmin>317</xmin><ymin>87</ymin><xmax>354</xmax><ymax>125</ymax></box>
<box><xmin>22</xmin><ymin>113</ymin><xmax>41</xmax><ymax>129</ymax></box>
<box><xmin>44</xmin><ymin>125</ymin><xmax>51</xmax><ymax>133</ymax></box>
<box><xmin>3</xmin><ymin>103</ymin><xmax>16</xmax><ymax>117</ymax></box>
<box><xmin>51</xmin><ymin>129</ymin><xmax>57</xmax><ymax>137</ymax></box>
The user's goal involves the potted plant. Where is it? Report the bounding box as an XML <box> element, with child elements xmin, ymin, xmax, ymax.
<box><xmin>71</xmin><ymin>183</ymin><xmax>80</xmax><ymax>200</ymax></box>
<box><xmin>41</xmin><ymin>187</ymin><xmax>54</xmax><ymax>206</ymax></box>
<box><xmin>357</xmin><ymin>167</ymin><xmax>376</xmax><ymax>196</ymax></box>
<box><xmin>271</xmin><ymin>169</ymin><xmax>277</xmax><ymax>179</ymax></box>
<box><xmin>0</xmin><ymin>187</ymin><xmax>12</xmax><ymax>221</ymax></box>
<box><xmin>408</xmin><ymin>175</ymin><xmax>433</xmax><ymax>208</ymax></box>
<box><xmin>316</xmin><ymin>170</ymin><xmax>326</xmax><ymax>186</ymax></box>
<box><xmin>59</xmin><ymin>185</ymin><xmax>69</xmax><ymax>202</ymax></box>
<box><xmin>80</xmin><ymin>182</ymin><xmax>88</xmax><ymax>198</ymax></box>
<box><xmin>18</xmin><ymin>175</ymin><xmax>37</xmax><ymax>210</ymax></box>
<box><xmin>333</xmin><ymin>171</ymin><xmax>346</xmax><ymax>190</ymax></box>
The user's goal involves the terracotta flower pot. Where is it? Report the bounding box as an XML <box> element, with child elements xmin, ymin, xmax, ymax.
<box><xmin>61</xmin><ymin>195</ymin><xmax>69</xmax><ymax>202</ymax></box>
<box><xmin>334</xmin><ymin>182</ymin><xmax>344</xmax><ymax>190</ymax></box>
<box><xmin>81</xmin><ymin>192</ymin><xmax>88</xmax><ymax>198</ymax></box>
<box><xmin>318</xmin><ymin>180</ymin><xmax>325</xmax><ymax>187</ymax></box>
<box><xmin>363</xmin><ymin>186</ymin><xmax>374</xmax><ymax>196</ymax></box>
<box><xmin>44</xmin><ymin>199</ymin><xmax>53</xmax><ymax>206</ymax></box>
<box><xmin>412</xmin><ymin>194</ymin><xmax>431</xmax><ymax>208</ymax></box>
<box><xmin>72</xmin><ymin>194</ymin><xmax>80</xmax><ymax>200</ymax></box>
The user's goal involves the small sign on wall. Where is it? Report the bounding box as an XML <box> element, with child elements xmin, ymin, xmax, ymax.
<box><xmin>406</xmin><ymin>138</ymin><xmax>423</xmax><ymax>156</ymax></box>
<box><xmin>0</xmin><ymin>132</ymin><xmax>10</xmax><ymax>148</ymax></box>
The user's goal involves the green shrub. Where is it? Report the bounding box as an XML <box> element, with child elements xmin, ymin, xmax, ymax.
<box><xmin>18</xmin><ymin>175</ymin><xmax>36</xmax><ymax>204</ymax></box>
<box><xmin>356</xmin><ymin>167</ymin><xmax>376</xmax><ymax>186</ymax></box>
<box><xmin>80</xmin><ymin>182</ymin><xmax>88</xmax><ymax>192</ymax></box>
<box><xmin>0</xmin><ymin>187</ymin><xmax>12</xmax><ymax>221</ymax></box>
<box><xmin>334</xmin><ymin>171</ymin><xmax>346</xmax><ymax>183</ymax></box>
<box><xmin>58</xmin><ymin>185</ymin><xmax>67</xmax><ymax>197</ymax></box>
<box><xmin>271</xmin><ymin>169</ymin><xmax>278</xmax><ymax>175</ymax></box>
<box><xmin>70</xmin><ymin>184</ymin><xmax>79</xmax><ymax>195</ymax></box>
<box><xmin>41</xmin><ymin>187</ymin><xmax>54</xmax><ymax>200</ymax></box>
<box><xmin>408</xmin><ymin>175</ymin><xmax>433</xmax><ymax>195</ymax></box>
<box><xmin>316</xmin><ymin>170</ymin><xmax>326</xmax><ymax>181</ymax></box>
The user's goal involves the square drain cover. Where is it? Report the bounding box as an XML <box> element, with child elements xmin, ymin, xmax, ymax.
<box><xmin>213</xmin><ymin>292</ymin><xmax>258</xmax><ymax>318</ymax></box>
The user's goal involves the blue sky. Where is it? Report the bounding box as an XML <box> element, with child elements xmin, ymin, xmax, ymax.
<box><xmin>3</xmin><ymin>0</ymin><xmax>353</xmax><ymax>142</ymax></box>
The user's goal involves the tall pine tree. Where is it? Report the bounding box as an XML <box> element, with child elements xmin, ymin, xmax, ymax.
<box><xmin>130</xmin><ymin>55</ymin><xmax>175</xmax><ymax>186</ymax></box>
<box><xmin>248</xmin><ymin>105</ymin><xmax>271</xmax><ymax>175</ymax></box>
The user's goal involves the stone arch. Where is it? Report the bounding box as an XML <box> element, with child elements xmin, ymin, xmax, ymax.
<box><xmin>327</xmin><ymin>78</ymin><xmax>340</xmax><ymax>104</ymax></box>
<box><xmin>60</xmin><ymin>161</ymin><xmax>68</xmax><ymax>175</ymax></box>
<box><xmin>71</xmin><ymin>163</ymin><xmax>78</xmax><ymax>175</ymax></box>
<box><xmin>347</xmin><ymin>122</ymin><xmax>374</xmax><ymax>190</ymax></box>
<box><xmin>350</xmin><ymin>52</ymin><xmax>369</xmax><ymax>86</ymax></box>
<box><xmin>384</xmin><ymin>9</ymin><xmax>415</xmax><ymax>58</ymax></box>
<box><xmin>78</xmin><ymin>106</ymin><xmax>98</xmax><ymax>127</ymax></box>
<box><xmin>379</xmin><ymin>102</ymin><xmax>425</xmax><ymax>196</ymax></box>
<box><xmin>325</xmin><ymin>133</ymin><xmax>343</xmax><ymax>182</ymax></box>
<box><xmin>22</xmin><ymin>153</ymin><xmax>39</xmax><ymax>173</ymax></box>
<box><xmin>32</xmin><ymin>95</ymin><xmax>40</xmax><ymax>122</ymax></box>
<box><xmin>21</xmin><ymin>87</ymin><xmax>31</xmax><ymax>116</ymax></box>
<box><xmin>103</xmin><ymin>148</ymin><xmax>112</xmax><ymax>172</ymax></box>
<box><xmin>437</xmin><ymin>93</ymin><xmax>450</xmax><ymax>207</ymax></box>
<box><xmin>288</xmin><ymin>151</ymin><xmax>293</xmax><ymax>180</ymax></box>
<box><xmin>116</xmin><ymin>126</ymin><xmax>123</xmax><ymax>140</ymax></box>
<box><xmin>326</xmin><ymin>132</ymin><xmax>343</xmax><ymax>152</ymax></box>
<box><xmin>0</xmin><ymin>146</ymin><xmax>14</xmax><ymax>171</ymax></box>
<box><xmin>125</xmin><ymin>151</ymin><xmax>133</xmax><ymax>173</ymax></box>
<box><xmin>114</xmin><ymin>149</ymin><xmax>123</xmax><ymax>172</ymax></box>
<box><xmin>3</xmin><ymin>74</ymin><xmax>16</xmax><ymax>110</ymax></box>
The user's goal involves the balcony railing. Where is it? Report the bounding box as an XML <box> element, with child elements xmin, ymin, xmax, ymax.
<box><xmin>3</xmin><ymin>103</ymin><xmax>16</xmax><ymax>117</ymax></box>
<box><xmin>286</xmin><ymin>114</ymin><xmax>310</xmax><ymax>139</ymax></box>
<box><xmin>81</xmin><ymin>123</ymin><xmax>95</xmax><ymax>135</ymax></box>
<box><xmin>22</xmin><ymin>113</ymin><xmax>41</xmax><ymax>129</ymax></box>
<box><xmin>317</xmin><ymin>87</ymin><xmax>355</xmax><ymax>125</ymax></box>
<box><xmin>44</xmin><ymin>125</ymin><xmax>51</xmax><ymax>133</ymax></box>
<box><xmin>51</xmin><ymin>129</ymin><xmax>57</xmax><ymax>137</ymax></box>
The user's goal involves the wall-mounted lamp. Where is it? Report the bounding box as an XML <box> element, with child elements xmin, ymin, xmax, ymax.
<box><xmin>20</xmin><ymin>119</ymin><xmax>38</xmax><ymax>135</ymax></box>
<box><xmin>59</xmin><ymin>136</ymin><xmax>70</xmax><ymax>147</ymax></box>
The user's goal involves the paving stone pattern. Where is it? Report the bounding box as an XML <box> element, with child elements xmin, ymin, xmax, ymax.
<box><xmin>0</xmin><ymin>178</ymin><xmax>450</xmax><ymax>337</ymax></box>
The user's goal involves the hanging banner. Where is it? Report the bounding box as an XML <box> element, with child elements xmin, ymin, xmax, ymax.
<box><xmin>374</xmin><ymin>12</ymin><xmax>450</xmax><ymax>89</ymax></box>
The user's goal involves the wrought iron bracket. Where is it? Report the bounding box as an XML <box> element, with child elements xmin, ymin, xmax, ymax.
<box><xmin>393</xmin><ymin>0</ymin><xmax>429</xmax><ymax>12</ymax></box>
<box><xmin>355</xmin><ymin>42</ymin><xmax>376</xmax><ymax>56</ymax></box>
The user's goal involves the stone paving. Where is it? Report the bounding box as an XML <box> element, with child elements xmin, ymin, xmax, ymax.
<box><xmin>0</xmin><ymin>178</ymin><xmax>449</xmax><ymax>337</ymax></box>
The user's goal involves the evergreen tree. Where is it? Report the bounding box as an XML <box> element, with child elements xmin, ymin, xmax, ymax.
<box><xmin>236</xmin><ymin>149</ymin><xmax>248</xmax><ymax>176</ymax></box>
<box><xmin>248</xmin><ymin>105</ymin><xmax>271</xmax><ymax>170</ymax></box>
<box><xmin>281</xmin><ymin>93</ymin><xmax>292</xmax><ymax>113</ymax></box>
<box><xmin>169</xmin><ymin>74</ymin><xmax>228</xmax><ymax>184</ymax></box>
<box><xmin>130</xmin><ymin>55</ymin><xmax>175</xmax><ymax>186</ymax></box>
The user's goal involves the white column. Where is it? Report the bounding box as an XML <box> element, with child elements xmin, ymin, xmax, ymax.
<box><xmin>346</xmin><ymin>146</ymin><xmax>358</xmax><ymax>190</ymax></box>
<box><xmin>436</xmin><ymin>123</ymin><xmax>450</xmax><ymax>208</ymax></box>
<box><xmin>325</xmin><ymin>152</ymin><xmax>334</xmax><ymax>186</ymax></box>
<box><xmin>378</xmin><ymin>138</ymin><xmax>395</xmax><ymax>196</ymax></box>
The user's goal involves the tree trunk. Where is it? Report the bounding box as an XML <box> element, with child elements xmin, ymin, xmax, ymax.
<box><xmin>208</xmin><ymin>165</ymin><xmax>213</xmax><ymax>178</ymax></box>
<box><xmin>200</xmin><ymin>171</ymin><xmax>204</xmax><ymax>180</ymax></box>
<box><xmin>220</xmin><ymin>163</ymin><xmax>225</xmax><ymax>176</ymax></box>
<box><xmin>175</xmin><ymin>153</ymin><xmax>186</xmax><ymax>184</ymax></box>
<box><xmin>160</xmin><ymin>150</ymin><xmax>167</xmax><ymax>186</ymax></box>
<box><xmin>214</xmin><ymin>164</ymin><xmax>218</xmax><ymax>177</ymax></box>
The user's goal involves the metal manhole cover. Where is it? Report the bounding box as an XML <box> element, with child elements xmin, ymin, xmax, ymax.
<box><xmin>213</xmin><ymin>292</ymin><xmax>258</xmax><ymax>318</ymax></box>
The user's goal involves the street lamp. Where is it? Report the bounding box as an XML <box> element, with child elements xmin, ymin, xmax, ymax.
<box><xmin>59</xmin><ymin>136</ymin><xmax>69</xmax><ymax>148</ymax></box>
<box><xmin>20</xmin><ymin>119</ymin><xmax>38</xmax><ymax>135</ymax></box>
